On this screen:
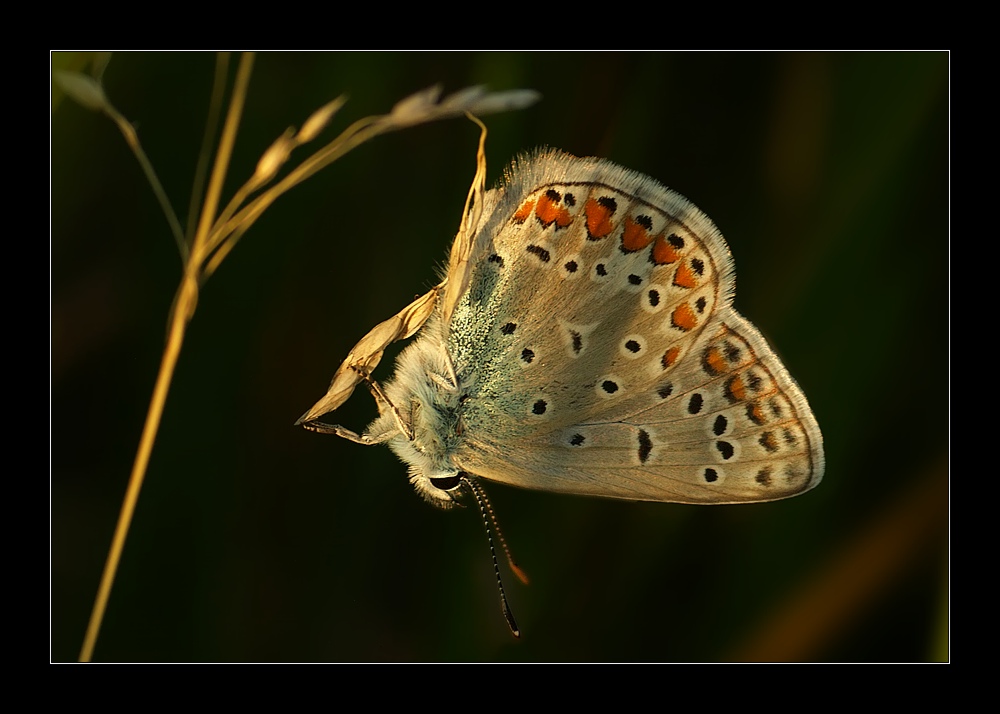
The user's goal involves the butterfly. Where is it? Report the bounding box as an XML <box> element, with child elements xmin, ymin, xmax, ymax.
<box><xmin>298</xmin><ymin>147</ymin><xmax>824</xmax><ymax>636</ymax></box>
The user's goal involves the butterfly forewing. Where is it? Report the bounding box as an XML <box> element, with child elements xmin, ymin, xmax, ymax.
<box><xmin>449</xmin><ymin>150</ymin><xmax>823</xmax><ymax>504</ymax></box>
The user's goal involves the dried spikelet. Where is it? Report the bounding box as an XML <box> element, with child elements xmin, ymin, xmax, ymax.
<box><xmin>297</xmin><ymin>95</ymin><xmax>348</xmax><ymax>144</ymax></box>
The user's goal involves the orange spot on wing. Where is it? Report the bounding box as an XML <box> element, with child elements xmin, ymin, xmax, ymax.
<box><xmin>584</xmin><ymin>198</ymin><xmax>615</xmax><ymax>239</ymax></box>
<box><xmin>621</xmin><ymin>217</ymin><xmax>653</xmax><ymax>252</ymax></box>
<box><xmin>662</xmin><ymin>346</ymin><xmax>680</xmax><ymax>369</ymax></box>
<box><xmin>652</xmin><ymin>233</ymin><xmax>681</xmax><ymax>264</ymax></box>
<box><xmin>704</xmin><ymin>347</ymin><xmax>727</xmax><ymax>375</ymax></box>
<box><xmin>535</xmin><ymin>193</ymin><xmax>573</xmax><ymax>228</ymax></box>
<box><xmin>726</xmin><ymin>375</ymin><xmax>747</xmax><ymax>402</ymax></box>
<box><xmin>671</xmin><ymin>302</ymin><xmax>697</xmax><ymax>331</ymax></box>
<box><xmin>673</xmin><ymin>260</ymin><xmax>698</xmax><ymax>288</ymax></box>
<box><xmin>513</xmin><ymin>199</ymin><xmax>535</xmax><ymax>224</ymax></box>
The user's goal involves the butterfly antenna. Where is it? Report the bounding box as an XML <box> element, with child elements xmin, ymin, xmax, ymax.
<box><xmin>461</xmin><ymin>475</ymin><xmax>523</xmax><ymax>638</ymax></box>
<box><xmin>465</xmin><ymin>478</ymin><xmax>529</xmax><ymax>585</ymax></box>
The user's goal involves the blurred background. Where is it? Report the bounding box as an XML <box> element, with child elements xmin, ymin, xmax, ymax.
<box><xmin>51</xmin><ymin>52</ymin><xmax>948</xmax><ymax>662</ymax></box>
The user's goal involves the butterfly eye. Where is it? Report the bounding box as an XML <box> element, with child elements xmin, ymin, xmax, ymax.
<box><xmin>429</xmin><ymin>475</ymin><xmax>463</xmax><ymax>491</ymax></box>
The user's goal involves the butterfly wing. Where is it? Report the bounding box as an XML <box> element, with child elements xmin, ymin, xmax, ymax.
<box><xmin>447</xmin><ymin>150</ymin><xmax>823</xmax><ymax>504</ymax></box>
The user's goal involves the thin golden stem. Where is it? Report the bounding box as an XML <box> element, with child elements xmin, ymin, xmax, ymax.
<box><xmin>104</xmin><ymin>103</ymin><xmax>187</xmax><ymax>263</ymax></box>
<box><xmin>79</xmin><ymin>276</ymin><xmax>198</xmax><ymax>662</ymax></box>
<box><xmin>201</xmin><ymin>115</ymin><xmax>388</xmax><ymax>265</ymax></box>
<box><xmin>78</xmin><ymin>52</ymin><xmax>255</xmax><ymax>661</ymax></box>
<box><xmin>189</xmin><ymin>53</ymin><xmax>253</xmax><ymax>265</ymax></box>
<box><xmin>185</xmin><ymin>53</ymin><xmax>231</xmax><ymax>244</ymax></box>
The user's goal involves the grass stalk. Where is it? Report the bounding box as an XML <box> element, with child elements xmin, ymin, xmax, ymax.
<box><xmin>79</xmin><ymin>275</ymin><xmax>197</xmax><ymax>661</ymax></box>
<box><xmin>77</xmin><ymin>53</ymin><xmax>254</xmax><ymax>661</ymax></box>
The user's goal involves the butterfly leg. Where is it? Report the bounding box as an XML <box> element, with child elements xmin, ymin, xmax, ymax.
<box><xmin>299</xmin><ymin>366</ymin><xmax>412</xmax><ymax>444</ymax></box>
<box><xmin>358</xmin><ymin>368</ymin><xmax>414</xmax><ymax>441</ymax></box>
<box><xmin>298</xmin><ymin>419</ymin><xmax>393</xmax><ymax>445</ymax></box>
<box><xmin>296</xmin><ymin>287</ymin><xmax>440</xmax><ymax>427</ymax></box>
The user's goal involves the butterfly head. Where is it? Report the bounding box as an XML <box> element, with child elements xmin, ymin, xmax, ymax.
<box><xmin>392</xmin><ymin>436</ymin><xmax>464</xmax><ymax>509</ymax></box>
<box><xmin>375</xmin><ymin>332</ymin><xmax>469</xmax><ymax>510</ymax></box>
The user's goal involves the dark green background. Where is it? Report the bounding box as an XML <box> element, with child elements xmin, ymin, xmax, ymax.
<box><xmin>52</xmin><ymin>52</ymin><xmax>948</xmax><ymax>662</ymax></box>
